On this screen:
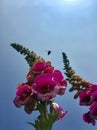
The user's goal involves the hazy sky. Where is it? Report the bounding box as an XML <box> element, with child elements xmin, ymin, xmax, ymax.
<box><xmin>0</xmin><ymin>0</ymin><xmax>97</xmax><ymax>130</ymax></box>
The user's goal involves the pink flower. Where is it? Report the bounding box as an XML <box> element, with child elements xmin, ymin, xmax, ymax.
<box><xmin>29</xmin><ymin>61</ymin><xmax>54</xmax><ymax>76</ymax></box>
<box><xmin>79</xmin><ymin>84</ymin><xmax>97</xmax><ymax>125</ymax></box>
<box><xmin>83</xmin><ymin>111</ymin><xmax>96</xmax><ymax>126</ymax></box>
<box><xmin>32</xmin><ymin>67</ymin><xmax>67</xmax><ymax>101</ymax></box>
<box><xmin>50</xmin><ymin>103</ymin><xmax>67</xmax><ymax>121</ymax></box>
<box><xmin>90</xmin><ymin>102</ymin><xmax>97</xmax><ymax>119</ymax></box>
<box><xmin>32</xmin><ymin>74</ymin><xmax>57</xmax><ymax>101</ymax></box>
<box><xmin>53</xmin><ymin>70</ymin><xmax>67</xmax><ymax>95</ymax></box>
<box><xmin>79</xmin><ymin>89</ymin><xmax>93</xmax><ymax>106</ymax></box>
<box><xmin>90</xmin><ymin>85</ymin><xmax>97</xmax><ymax>94</ymax></box>
<box><xmin>92</xmin><ymin>91</ymin><xmax>97</xmax><ymax>101</ymax></box>
<box><xmin>32</xmin><ymin>61</ymin><xmax>46</xmax><ymax>74</ymax></box>
<box><xmin>44</xmin><ymin>66</ymin><xmax>54</xmax><ymax>74</ymax></box>
<box><xmin>13</xmin><ymin>84</ymin><xmax>35</xmax><ymax>108</ymax></box>
<box><xmin>53</xmin><ymin>70</ymin><xmax>64</xmax><ymax>84</ymax></box>
<box><xmin>90</xmin><ymin>85</ymin><xmax>97</xmax><ymax>101</ymax></box>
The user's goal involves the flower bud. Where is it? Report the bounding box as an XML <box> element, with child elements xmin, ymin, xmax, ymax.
<box><xmin>50</xmin><ymin>103</ymin><xmax>67</xmax><ymax>121</ymax></box>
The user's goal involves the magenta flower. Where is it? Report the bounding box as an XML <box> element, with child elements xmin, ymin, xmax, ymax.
<box><xmin>32</xmin><ymin>70</ymin><xmax>67</xmax><ymax>101</ymax></box>
<box><xmin>79</xmin><ymin>89</ymin><xmax>93</xmax><ymax>106</ymax></box>
<box><xmin>32</xmin><ymin>74</ymin><xmax>57</xmax><ymax>101</ymax></box>
<box><xmin>83</xmin><ymin>111</ymin><xmax>96</xmax><ymax>126</ymax></box>
<box><xmin>53</xmin><ymin>70</ymin><xmax>67</xmax><ymax>95</ymax></box>
<box><xmin>90</xmin><ymin>85</ymin><xmax>97</xmax><ymax>101</ymax></box>
<box><xmin>50</xmin><ymin>103</ymin><xmax>67</xmax><ymax>122</ymax></box>
<box><xmin>32</xmin><ymin>61</ymin><xmax>46</xmax><ymax>74</ymax></box>
<box><xmin>13</xmin><ymin>84</ymin><xmax>35</xmax><ymax>108</ymax></box>
<box><xmin>90</xmin><ymin>85</ymin><xmax>97</xmax><ymax>94</ymax></box>
<box><xmin>90</xmin><ymin>102</ymin><xmax>97</xmax><ymax>119</ymax></box>
<box><xmin>79</xmin><ymin>84</ymin><xmax>97</xmax><ymax>125</ymax></box>
<box><xmin>28</xmin><ymin>61</ymin><xmax>54</xmax><ymax>77</ymax></box>
<box><xmin>44</xmin><ymin>66</ymin><xmax>54</xmax><ymax>74</ymax></box>
<box><xmin>53</xmin><ymin>70</ymin><xmax>64</xmax><ymax>84</ymax></box>
<box><xmin>92</xmin><ymin>91</ymin><xmax>97</xmax><ymax>101</ymax></box>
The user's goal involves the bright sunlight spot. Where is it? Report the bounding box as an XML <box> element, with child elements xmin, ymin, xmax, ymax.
<box><xmin>64</xmin><ymin>0</ymin><xmax>77</xmax><ymax>2</ymax></box>
<box><xmin>63</xmin><ymin>0</ymin><xmax>81</xmax><ymax>4</ymax></box>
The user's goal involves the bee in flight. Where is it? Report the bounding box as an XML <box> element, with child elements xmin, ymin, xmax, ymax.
<box><xmin>46</xmin><ymin>50</ymin><xmax>52</xmax><ymax>55</ymax></box>
<box><xmin>47</xmin><ymin>50</ymin><xmax>51</xmax><ymax>55</ymax></box>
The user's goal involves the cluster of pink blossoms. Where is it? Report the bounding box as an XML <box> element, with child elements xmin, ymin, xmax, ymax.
<box><xmin>13</xmin><ymin>60</ymin><xmax>67</xmax><ymax>120</ymax></box>
<box><xmin>79</xmin><ymin>84</ymin><xmax>97</xmax><ymax>125</ymax></box>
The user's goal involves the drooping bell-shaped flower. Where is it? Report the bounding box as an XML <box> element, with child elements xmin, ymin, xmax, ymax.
<box><xmin>83</xmin><ymin>111</ymin><xmax>96</xmax><ymax>126</ymax></box>
<box><xmin>90</xmin><ymin>102</ymin><xmax>97</xmax><ymax>119</ymax></box>
<box><xmin>50</xmin><ymin>103</ymin><xmax>67</xmax><ymax>121</ymax></box>
<box><xmin>79</xmin><ymin>89</ymin><xmax>93</xmax><ymax>106</ymax></box>
<box><xmin>13</xmin><ymin>84</ymin><xmax>36</xmax><ymax>114</ymax></box>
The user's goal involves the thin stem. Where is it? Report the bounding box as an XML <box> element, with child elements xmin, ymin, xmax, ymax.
<box><xmin>44</xmin><ymin>102</ymin><xmax>48</xmax><ymax>120</ymax></box>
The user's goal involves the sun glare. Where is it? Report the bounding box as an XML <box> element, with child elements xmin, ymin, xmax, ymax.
<box><xmin>63</xmin><ymin>0</ymin><xmax>81</xmax><ymax>4</ymax></box>
<box><xmin>62</xmin><ymin>0</ymin><xmax>82</xmax><ymax>5</ymax></box>
<box><xmin>64</xmin><ymin>0</ymin><xmax>77</xmax><ymax>2</ymax></box>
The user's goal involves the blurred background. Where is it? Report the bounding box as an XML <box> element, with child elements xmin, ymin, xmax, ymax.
<box><xmin>0</xmin><ymin>0</ymin><xmax>97</xmax><ymax>130</ymax></box>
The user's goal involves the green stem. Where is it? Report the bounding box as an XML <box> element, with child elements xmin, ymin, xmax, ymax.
<box><xmin>35</xmin><ymin>102</ymin><xmax>52</xmax><ymax>130</ymax></box>
<box><xmin>44</xmin><ymin>102</ymin><xmax>48</xmax><ymax>120</ymax></box>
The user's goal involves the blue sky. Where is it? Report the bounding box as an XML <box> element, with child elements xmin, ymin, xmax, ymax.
<box><xmin>0</xmin><ymin>0</ymin><xmax>97</xmax><ymax>130</ymax></box>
